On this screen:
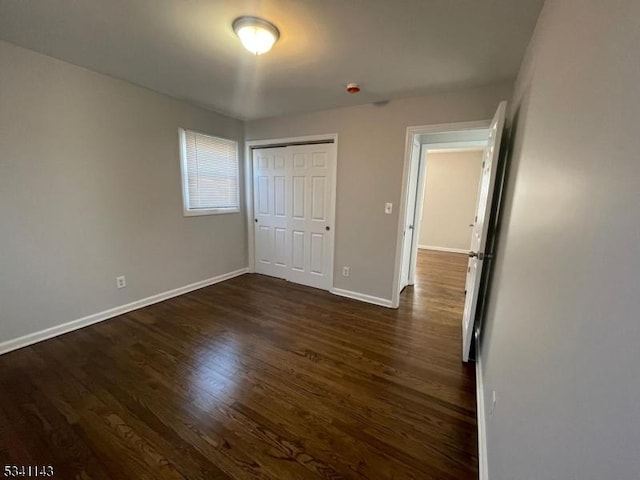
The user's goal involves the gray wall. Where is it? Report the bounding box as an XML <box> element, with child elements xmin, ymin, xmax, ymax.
<box><xmin>480</xmin><ymin>0</ymin><xmax>640</xmax><ymax>478</ymax></box>
<box><xmin>0</xmin><ymin>41</ymin><xmax>247</xmax><ymax>344</ymax></box>
<box><xmin>246</xmin><ymin>83</ymin><xmax>512</xmax><ymax>300</ymax></box>
<box><xmin>419</xmin><ymin>149</ymin><xmax>483</xmax><ymax>250</ymax></box>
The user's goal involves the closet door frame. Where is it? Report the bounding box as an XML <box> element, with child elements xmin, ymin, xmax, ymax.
<box><xmin>245</xmin><ymin>134</ymin><xmax>338</xmax><ymax>291</ymax></box>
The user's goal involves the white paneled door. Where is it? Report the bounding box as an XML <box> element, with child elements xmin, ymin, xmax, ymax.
<box><xmin>253</xmin><ymin>147</ymin><xmax>289</xmax><ymax>279</ymax></box>
<box><xmin>253</xmin><ymin>143</ymin><xmax>335</xmax><ymax>290</ymax></box>
<box><xmin>399</xmin><ymin>138</ymin><xmax>422</xmax><ymax>291</ymax></box>
<box><xmin>461</xmin><ymin>101</ymin><xmax>507</xmax><ymax>362</ymax></box>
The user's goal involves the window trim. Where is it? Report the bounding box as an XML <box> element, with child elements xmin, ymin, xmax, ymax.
<box><xmin>178</xmin><ymin>128</ymin><xmax>240</xmax><ymax>217</ymax></box>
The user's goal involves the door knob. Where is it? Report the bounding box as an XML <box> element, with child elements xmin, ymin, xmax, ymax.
<box><xmin>325</xmin><ymin>226</ymin><xmax>330</xmax><ymax>231</ymax></box>
<box><xmin>254</xmin><ymin>218</ymin><xmax>258</xmax><ymax>223</ymax></box>
<box><xmin>469</xmin><ymin>251</ymin><xmax>492</xmax><ymax>260</ymax></box>
<box><xmin>408</xmin><ymin>225</ymin><xmax>414</xmax><ymax>230</ymax></box>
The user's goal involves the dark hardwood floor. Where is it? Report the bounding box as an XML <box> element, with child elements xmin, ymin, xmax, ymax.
<box><xmin>0</xmin><ymin>250</ymin><xmax>476</xmax><ymax>479</ymax></box>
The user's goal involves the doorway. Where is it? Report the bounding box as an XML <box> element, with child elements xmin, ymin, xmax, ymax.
<box><xmin>396</xmin><ymin>123</ymin><xmax>491</xmax><ymax>295</ymax></box>
<box><xmin>393</xmin><ymin>102</ymin><xmax>507</xmax><ymax>361</ymax></box>
<box><xmin>245</xmin><ymin>134</ymin><xmax>338</xmax><ymax>292</ymax></box>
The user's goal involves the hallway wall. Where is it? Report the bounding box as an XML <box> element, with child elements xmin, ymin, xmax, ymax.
<box><xmin>418</xmin><ymin>149</ymin><xmax>483</xmax><ymax>251</ymax></box>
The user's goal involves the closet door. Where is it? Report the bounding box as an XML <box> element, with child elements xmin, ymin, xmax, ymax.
<box><xmin>253</xmin><ymin>147</ymin><xmax>289</xmax><ymax>279</ymax></box>
<box><xmin>286</xmin><ymin>144</ymin><xmax>335</xmax><ymax>290</ymax></box>
<box><xmin>253</xmin><ymin>143</ymin><xmax>335</xmax><ymax>290</ymax></box>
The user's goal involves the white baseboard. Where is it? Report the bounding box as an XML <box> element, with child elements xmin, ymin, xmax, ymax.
<box><xmin>476</xmin><ymin>342</ymin><xmax>490</xmax><ymax>480</ymax></box>
<box><xmin>331</xmin><ymin>288</ymin><xmax>394</xmax><ymax>308</ymax></box>
<box><xmin>418</xmin><ymin>245</ymin><xmax>469</xmax><ymax>254</ymax></box>
<box><xmin>0</xmin><ymin>268</ymin><xmax>249</xmax><ymax>356</ymax></box>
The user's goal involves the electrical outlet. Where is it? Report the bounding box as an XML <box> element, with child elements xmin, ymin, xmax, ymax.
<box><xmin>385</xmin><ymin>202</ymin><xmax>393</xmax><ymax>214</ymax></box>
<box><xmin>116</xmin><ymin>276</ymin><xmax>126</xmax><ymax>289</ymax></box>
<box><xmin>342</xmin><ymin>266</ymin><xmax>350</xmax><ymax>277</ymax></box>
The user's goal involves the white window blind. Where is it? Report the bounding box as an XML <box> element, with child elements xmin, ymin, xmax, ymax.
<box><xmin>180</xmin><ymin>129</ymin><xmax>239</xmax><ymax>215</ymax></box>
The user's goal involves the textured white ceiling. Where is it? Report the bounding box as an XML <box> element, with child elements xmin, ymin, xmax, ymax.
<box><xmin>0</xmin><ymin>0</ymin><xmax>544</xmax><ymax>120</ymax></box>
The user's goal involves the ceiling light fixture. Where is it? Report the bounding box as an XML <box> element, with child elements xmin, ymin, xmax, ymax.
<box><xmin>233</xmin><ymin>16</ymin><xmax>280</xmax><ymax>55</ymax></box>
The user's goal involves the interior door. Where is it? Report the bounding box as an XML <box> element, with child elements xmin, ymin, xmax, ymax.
<box><xmin>253</xmin><ymin>147</ymin><xmax>289</xmax><ymax>279</ymax></box>
<box><xmin>400</xmin><ymin>138</ymin><xmax>422</xmax><ymax>291</ymax></box>
<box><xmin>253</xmin><ymin>143</ymin><xmax>335</xmax><ymax>290</ymax></box>
<box><xmin>462</xmin><ymin>101</ymin><xmax>507</xmax><ymax>362</ymax></box>
<box><xmin>286</xmin><ymin>144</ymin><xmax>335</xmax><ymax>290</ymax></box>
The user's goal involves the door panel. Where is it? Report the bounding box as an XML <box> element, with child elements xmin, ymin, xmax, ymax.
<box><xmin>311</xmin><ymin>177</ymin><xmax>326</xmax><ymax>220</ymax></box>
<box><xmin>310</xmin><ymin>233</ymin><xmax>324</xmax><ymax>274</ymax></box>
<box><xmin>286</xmin><ymin>144</ymin><xmax>334</xmax><ymax>289</ymax></box>
<box><xmin>256</xmin><ymin>225</ymin><xmax>272</xmax><ymax>267</ymax></box>
<box><xmin>291</xmin><ymin>230</ymin><xmax>305</xmax><ymax>271</ymax></box>
<box><xmin>274</xmin><ymin>176</ymin><xmax>286</xmax><ymax>216</ymax></box>
<box><xmin>257</xmin><ymin>176</ymin><xmax>269</xmax><ymax>214</ymax></box>
<box><xmin>312</xmin><ymin>152</ymin><xmax>327</xmax><ymax>167</ymax></box>
<box><xmin>400</xmin><ymin>139</ymin><xmax>422</xmax><ymax>290</ymax></box>
<box><xmin>293</xmin><ymin>153</ymin><xmax>306</xmax><ymax>168</ymax></box>
<box><xmin>274</xmin><ymin>227</ymin><xmax>287</xmax><ymax>266</ymax></box>
<box><xmin>292</xmin><ymin>176</ymin><xmax>305</xmax><ymax>219</ymax></box>
<box><xmin>253</xmin><ymin>148</ymin><xmax>289</xmax><ymax>279</ymax></box>
<box><xmin>462</xmin><ymin>101</ymin><xmax>507</xmax><ymax>362</ymax></box>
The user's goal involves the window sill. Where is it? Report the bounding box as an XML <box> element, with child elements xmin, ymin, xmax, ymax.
<box><xmin>183</xmin><ymin>208</ymin><xmax>240</xmax><ymax>217</ymax></box>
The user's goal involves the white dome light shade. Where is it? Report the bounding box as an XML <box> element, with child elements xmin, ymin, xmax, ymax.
<box><xmin>233</xmin><ymin>17</ymin><xmax>280</xmax><ymax>55</ymax></box>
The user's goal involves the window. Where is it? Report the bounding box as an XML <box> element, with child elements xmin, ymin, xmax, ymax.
<box><xmin>179</xmin><ymin>128</ymin><xmax>240</xmax><ymax>216</ymax></box>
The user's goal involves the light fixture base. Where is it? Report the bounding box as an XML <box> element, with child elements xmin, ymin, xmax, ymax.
<box><xmin>233</xmin><ymin>16</ymin><xmax>280</xmax><ymax>55</ymax></box>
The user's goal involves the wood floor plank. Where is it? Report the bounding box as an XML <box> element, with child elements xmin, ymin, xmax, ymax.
<box><xmin>0</xmin><ymin>250</ymin><xmax>477</xmax><ymax>479</ymax></box>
